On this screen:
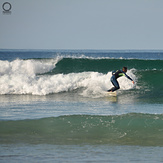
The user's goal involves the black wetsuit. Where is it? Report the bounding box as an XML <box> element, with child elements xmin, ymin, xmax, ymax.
<box><xmin>108</xmin><ymin>70</ymin><xmax>133</xmax><ymax>92</ymax></box>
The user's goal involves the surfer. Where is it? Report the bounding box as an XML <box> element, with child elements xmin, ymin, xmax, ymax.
<box><xmin>108</xmin><ymin>67</ymin><xmax>134</xmax><ymax>92</ymax></box>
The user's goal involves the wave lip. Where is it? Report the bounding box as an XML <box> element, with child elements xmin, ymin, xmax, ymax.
<box><xmin>0</xmin><ymin>113</ymin><xmax>162</xmax><ymax>146</ymax></box>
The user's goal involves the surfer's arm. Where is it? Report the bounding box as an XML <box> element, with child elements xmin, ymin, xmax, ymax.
<box><xmin>124</xmin><ymin>73</ymin><xmax>134</xmax><ymax>83</ymax></box>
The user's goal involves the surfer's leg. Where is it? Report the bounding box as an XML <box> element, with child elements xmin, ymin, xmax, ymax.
<box><xmin>111</xmin><ymin>79</ymin><xmax>120</xmax><ymax>92</ymax></box>
<box><xmin>108</xmin><ymin>76</ymin><xmax>120</xmax><ymax>92</ymax></box>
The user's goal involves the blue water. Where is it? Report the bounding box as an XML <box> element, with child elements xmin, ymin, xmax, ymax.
<box><xmin>0</xmin><ymin>49</ymin><xmax>163</xmax><ymax>61</ymax></box>
<box><xmin>0</xmin><ymin>50</ymin><xmax>163</xmax><ymax>163</ymax></box>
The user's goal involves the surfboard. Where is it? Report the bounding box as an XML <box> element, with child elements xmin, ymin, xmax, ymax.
<box><xmin>106</xmin><ymin>91</ymin><xmax>117</xmax><ymax>97</ymax></box>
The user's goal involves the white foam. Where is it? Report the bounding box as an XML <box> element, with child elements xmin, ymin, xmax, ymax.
<box><xmin>0</xmin><ymin>58</ymin><xmax>61</xmax><ymax>76</ymax></box>
<box><xmin>0</xmin><ymin>58</ymin><xmax>61</xmax><ymax>95</ymax></box>
<box><xmin>0</xmin><ymin>59</ymin><xmax>136</xmax><ymax>97</ymax></box>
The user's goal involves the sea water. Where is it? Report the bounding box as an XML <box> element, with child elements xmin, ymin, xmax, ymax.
<box><xmin>0</xmin><ymin>50</ymin><xmax>163</xmax><ymax>162</ymax></box>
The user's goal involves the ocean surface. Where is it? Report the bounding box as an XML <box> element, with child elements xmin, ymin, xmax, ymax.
<box><xmin>0</xmin><ymin>50</ymin><xmax>163</xmax><ymax>162</ymax></box>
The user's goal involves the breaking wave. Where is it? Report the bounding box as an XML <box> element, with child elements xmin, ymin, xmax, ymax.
<box><xmin>0</xmin><ymin>57</ymin><xmax>162</xmax><ymax>98</ymax></box>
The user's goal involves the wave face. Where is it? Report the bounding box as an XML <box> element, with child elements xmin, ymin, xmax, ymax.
<box><xmin>0</xmin><ymin>113</ymin><xmax>162</xmax><ymax>146</ymax></box>
<box><xmin>52</xmin><ymin>58</ymin><xmax>163</xmax><ymax>74</ymax></box>
<box><xmin>0</xmin><ymin>57</ymin><xmax>163</xmax><ymax>98</ymax></box>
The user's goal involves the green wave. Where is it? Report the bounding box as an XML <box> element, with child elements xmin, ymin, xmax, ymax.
<box><xmin>51</xmin><ymin>58</ymin><xmax>163</xmax><ymax>74</ymax></box>
<box><xmin>0</xmin><ymin>113</ymin><xmax>163</xmax><ymax>146</ymax></box>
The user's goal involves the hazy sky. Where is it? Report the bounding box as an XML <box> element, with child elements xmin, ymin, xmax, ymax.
<box><xmin>1</xmin><ymin>0</ymin><xmax>163</xmax><ymax>50</ymax></box>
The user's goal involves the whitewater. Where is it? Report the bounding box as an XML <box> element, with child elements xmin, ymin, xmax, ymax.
<box><xmin>0</xmin><ymin>58</ymin><xmax>136</xmax><ymax>97</ymax></box>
